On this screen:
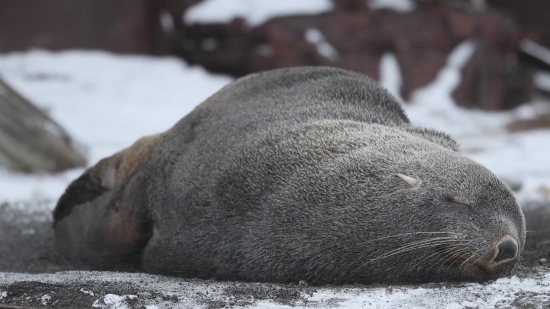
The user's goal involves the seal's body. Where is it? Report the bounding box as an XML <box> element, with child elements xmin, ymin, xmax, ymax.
<box><xmin>54</xmin><ymin>67</ymin><xmax>525</xmax><ymax>284</ymax></box>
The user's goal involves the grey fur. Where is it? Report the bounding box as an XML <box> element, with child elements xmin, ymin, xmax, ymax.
<box><xmin>55</xmin><ymin>67</ymin><xmax>526</xmax><ymax>284</ymax></box>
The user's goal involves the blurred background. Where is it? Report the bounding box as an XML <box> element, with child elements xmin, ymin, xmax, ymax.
<box><xmin>1</xmin><ymin>0</ymin><xmax>550</xmax><ymax>206</ymax></box>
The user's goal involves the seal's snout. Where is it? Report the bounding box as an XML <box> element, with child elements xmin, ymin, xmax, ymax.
<box><xmin>493</xmin><ymin>235</ymin><xmax>519</xmax><ymax>264</ymax></box>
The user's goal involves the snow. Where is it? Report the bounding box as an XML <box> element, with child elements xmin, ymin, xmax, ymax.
<box><xmin>520</xmin><ymin>39</ymin><xmax>550</xmax><ymax>68</ymax></box>
<box><xmin>184</xmin><ymin>0</ymin><xmax>334</xmax><ymax>27</ymax></box>
<box><xmin>305</xmin><ymin>28</ymin><xmax>339</xmax><ymax>62</ymax></box>
<box><xmin>379</xmin><ymin>52</ymin><xmax>404</xmax><ymax>102</ymax></box>
<box><xmin>285</xmin><ymin>274</ymin><xmax>550</xmax><ymax>309</ymax></box>
<box><xmin>408</xmin><ymin>40</ymin><xmax>477</xmax><ymax>117</ymax></box>
<box><xmin>159</xmin><ymin>10</ymin><xmax>174</xmax><ymax>32</ymax></box>
<box><xmin>535</xmin><ymin>71</ymin><xmax>550</xmax><ymax>92</ymax></box>
<box><xmin>92</xmin><ymin>294</ymin><xmax>137</xmax><ymax>309</ymax></box>
<box><xmin>40</xmin><ymin>294</ymin><xmax>51</xmax><ymax>306</ymax></box>
<box><xmin>0</xmin><ymin>270</ymin><xmax>548</xmax><ymax>308</ymax></box>
<box><xmin>369</xmin><ymin>0</ymin><xmax>416</xmax><ymax>13</ymax></box>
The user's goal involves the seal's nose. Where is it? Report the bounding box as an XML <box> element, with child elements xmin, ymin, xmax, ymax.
<box><xmin>493</xmin><ymin>236</ymin><xmax>518</xmax><ymax>263</ymax></box>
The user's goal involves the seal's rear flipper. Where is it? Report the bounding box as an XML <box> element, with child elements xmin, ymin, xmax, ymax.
<box><xmin>53</xmin><ymin>134</ymin><xmax>160</xmax><ymax>269</ymax></box>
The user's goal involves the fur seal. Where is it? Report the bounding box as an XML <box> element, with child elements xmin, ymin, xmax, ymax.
<box><xmin>53</xmin><ymin>67</ymin><xmax>526</xmax><ymax>284</ymax></box>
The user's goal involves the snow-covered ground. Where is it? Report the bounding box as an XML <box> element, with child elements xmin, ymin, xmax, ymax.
<box><xmin>0</xmin><ymin>271</ymin><xmax>549</xmax><ymax>309</ymax></box>
<box><xmin>0</xmin><ymin>48</ymin><xmax>549</xmax><ymax>308</ymax></box>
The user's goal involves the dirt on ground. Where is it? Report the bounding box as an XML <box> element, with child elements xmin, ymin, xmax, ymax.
<box><xmin>0</xmin><ymin>200</ymin><xmax>549</xmax><ymax>308</ymax></box>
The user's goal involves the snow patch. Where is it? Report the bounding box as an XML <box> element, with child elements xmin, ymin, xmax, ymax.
<box><xmin>534</xmin><ymin>71</ymin><xmax>550</xmax><ymax>92</ymax></box>
<box><xmin>184</xmin><ymin>0</ymin><xmax>334</xmax><ymax>27</ymax></box>
<box><xmin>160</xmin><ymin>10</ymin><xmax>174</xmax><ymax>32</ymax></box>
<box><xmin>305</xmin><ymin>28</ymin><xmax>339</xmax><ymax>62</ymax></box>
<box><xmin>520</xmin><ymin>39</ymin><xmax>550</xmax><ymax>68</ymax></box>
<box><xmin>379</xmin><ymin>52</ymin><xmax>404</xmax><ymax>101</ymax></box>
<box><xmin>0</xmin><ymin>291</ymin><xmax>7</xmax><ymax>299</ymax></box>
<box><xmin>80</xmin><ymin>288</ymin><xmax>95</xmax><ymax>296</ymax></box>
<box><xmin>40</xmin><ymin>294</ymin><xmax>51</xmax><ymax>306</ymax></box>
<box><xmin>282</xmin><ymin>274</ymin><xmax>550</xmax><ymax>308</ymax></box>
<box><xmin>369</xmin><ymin>0</ymin><xmax>416</xmax><ymax>13</ymax></box>
<box><xmin>409</xmin><ymin>40</ymin><xmax>476</xmax><ymax>111</ymax></box>
<box><xmin>93</xmin><ymin>294</ymin><xmax>137</xmax><ymax>309</ymax></box>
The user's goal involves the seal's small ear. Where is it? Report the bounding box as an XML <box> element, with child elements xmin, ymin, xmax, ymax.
<box><xmin>396</xmin><ymin>174</ymin><xmax>421</xmax><ymax>188</ymax></box>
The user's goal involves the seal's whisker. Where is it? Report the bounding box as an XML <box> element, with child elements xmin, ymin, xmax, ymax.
<box><xmin>469</xmin><ymin>248</ymin><xmax>488</xmax><ymax>269</ymax></box>
<box><xmin>365</xmin><ymin>237</ymin><xmax>463</xmax><ymax>264</ymax></box>
<box><xmin>407</xmin><ymin>248</ymin><xmax>443</xmax><ymax>271</ymax></box>
<box><xmin>355</xmin><ymin>240</ymin><xmax>451</xmax><ymax>272</ymax></box>
<box><xmin>386</xmin><ymin>238</ymin><xmax>472</xmax><ymax>254</ymax></box>
<box><xmin>474</xmin><ymin>249</ymin><xmax>488</xmax><ymax>265</ymax></box>
<box><xmin>436</xmin><ymin>246</ymin><xmax>472</xmax><ymax>272</ymax></box>
<box><xmin>403</xmin><ymin>247</ymin><xmax>452</xmax><ymax>276</ymax></box>
<box><xmin>426</xmin><ymin>246</ymin><xmax>462</xmax><ymax>273</ymax></box>
<box><xmin>512</xmin><ymin>260</ymin><xmax>524</xmax><ymax>276</ymax></box>
<box><xmin>364</xmin><ymin>231</ymin><xmax>463</xmax><ymax>243</ymax></box>
<box><xmin>457</xmin><ymin>248</ymin><xmax>484</xmax><ymax>270</ymax></box>
<box><xmin>368</xmin><ymin>239</ymin><xmax>456</xmax><ymax>261</ymax></box>
<box><xmin>447</xmin><ymin>246</ymin><xmax>474</xmax><ymax>269</ymax></box>
<box><xmin>416</xmin><ymin>241</ymin><xmax>473</xmax><ymax>274</ymax></box>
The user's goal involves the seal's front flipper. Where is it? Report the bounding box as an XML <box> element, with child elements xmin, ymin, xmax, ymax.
<box><xmin>53</xmin><ymin>135</ymin><xmax>160</xmax><ymax>270</ymax></box>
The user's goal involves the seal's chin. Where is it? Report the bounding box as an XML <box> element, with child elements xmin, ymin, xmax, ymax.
<box><xmin>458</xmin><ymin>260</ymin><xmax>517</xmax><ymax>281</ymax></box>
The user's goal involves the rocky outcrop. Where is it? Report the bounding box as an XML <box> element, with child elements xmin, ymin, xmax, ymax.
<box><xmin>0</xmin><ymin>77</ymin><xmax>87</xmax><ymax>173</ymax></box>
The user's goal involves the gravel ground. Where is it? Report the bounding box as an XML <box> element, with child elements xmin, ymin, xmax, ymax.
<box><xmin>0</xmin><ymin>200</ymin><xmax>549</xmax><ymax>308</ymax></box>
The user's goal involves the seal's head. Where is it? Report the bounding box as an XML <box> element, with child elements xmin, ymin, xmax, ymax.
<box><xmin>249</xmin><ymin>123</ymin><xmax>525</xmax><ymax>284</ymax></box>
<box><xmin>385</xmin><ymin>160</ymin><xmax>525</xmax><ymax>282</ymax></box>
<box><xmin>342</xmin><ymin>125</ymin><xmax>526</xmax><ymax>283</ymax></box>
